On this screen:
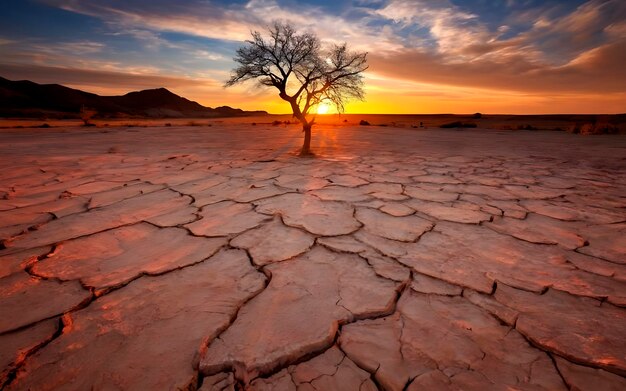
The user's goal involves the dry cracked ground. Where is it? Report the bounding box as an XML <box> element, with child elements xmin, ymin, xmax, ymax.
<box><xmin>0</xmin><ymin>123</ymin><xmax>625</xmax><ymax>390</ymax></box>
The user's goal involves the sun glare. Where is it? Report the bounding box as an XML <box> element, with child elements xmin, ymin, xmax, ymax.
<box><xmin>317</xmin><ymin>102</ymin><xmax>330</xmax><ymax>114</ymax></box>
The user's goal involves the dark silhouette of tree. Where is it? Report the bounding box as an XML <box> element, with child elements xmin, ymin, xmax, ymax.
<box><xmin>226</xmin><ymin>22</ymin><xmax>368</xmax><ymax>155</ymax></box>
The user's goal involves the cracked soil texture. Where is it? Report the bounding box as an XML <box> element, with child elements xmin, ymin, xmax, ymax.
<box><xmin>0</xmin><ymin>123</ymin><xmax>625</xmax><ymax>390</ymax></box>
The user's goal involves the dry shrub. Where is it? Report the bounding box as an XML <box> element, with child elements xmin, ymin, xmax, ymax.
<box><xmin>80</xmin><ymin>107</ymin><xmax>98</xmax><ymax>126</ymax></box>
<box><xmin>569</xmin><ymin>123</ymin><xmax>619</xmax><ymax>135</ymax></box>
<box><xmin>440</xmin><ymin>121</ymin><xmax>477</xmax><ymax>128</ymax></box>
<box><xmin>517</xmin><ymin>124</ymin><xmax>538</xmax><ymax>130</ymax></box>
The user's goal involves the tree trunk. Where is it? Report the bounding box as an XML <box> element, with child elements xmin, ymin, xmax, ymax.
<box><xmin>300</xmin><ymin>123</ymin><xmax>312</xmax><ymax>156</ymax></box>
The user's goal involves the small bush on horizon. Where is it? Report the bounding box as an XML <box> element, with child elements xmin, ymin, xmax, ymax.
<box><xmin>359</xmin><ymin>120</ymin><xmax>370</xmax><ymax>126</ymax></box>
<box><xmin>440</xmin><ymin>121</ymin><xmax>477</xmax><ymax>128</ymax></box>
<box><xmin>597</xmin><ymin>125</ymin><xmax>619</xmax><ymax>134</ymax></box>
<box><xmin>567</xmin><ymin>123</ymin><xmax>620</xmax><ymax>135</ymax></box>
<box><xmin>80</xmin><ymin>106</ymin><xmax>98</xmax><ymax>126</ymax></box>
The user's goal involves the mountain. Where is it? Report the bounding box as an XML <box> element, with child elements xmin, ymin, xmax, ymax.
<box><xmin>0</xmin><ymin>77</ymin><xmax>267</xmax><ymax>118</ymax></box>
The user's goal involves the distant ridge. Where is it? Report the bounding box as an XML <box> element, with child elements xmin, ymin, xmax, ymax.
<box><xmin>0</xmin><ymin>77</ymin><xmax>267</xmax><ymax>118</ymax></box>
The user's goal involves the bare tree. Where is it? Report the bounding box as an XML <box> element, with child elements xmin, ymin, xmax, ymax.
<box><xmin>226</xmin><ymin>22</ymin><xmax>368</xmax><ymax>155</ymax></box>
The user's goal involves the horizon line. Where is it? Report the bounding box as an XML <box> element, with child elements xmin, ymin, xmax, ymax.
<box><xmin>266</xmin><ymin>112</ymin><xmax>626</xmax><ymax>116</ymax></box>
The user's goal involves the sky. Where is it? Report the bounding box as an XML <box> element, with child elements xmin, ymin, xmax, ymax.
<box><xmin>0</xmin><ymin>0</ymin><xmax>625</xmax><ymax>114</ymax></box>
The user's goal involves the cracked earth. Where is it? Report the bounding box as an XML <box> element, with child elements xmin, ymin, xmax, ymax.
<box><xmin>0</xmin><ymin>123</ymin><xmax>625</xmax><ymax>390</ymax></box>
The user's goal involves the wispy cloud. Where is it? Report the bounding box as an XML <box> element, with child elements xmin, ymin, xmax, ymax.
<box><xmin>365</xmin><ymin>0</ymin><xmax>626</xmax><ymax>96</ymax></box>
<box><xmin>368</xmin><ymin>39</ymin><xmax>626</xmax><ymax>94</ymax></box>
<box><xmin>513</xmin><ymin>0</ymin><xmax>626</xmax><ymax>64</ymax></box>
<box><xmin>192</xmin><ymin>50</ymin><xmax>225</xmax><ymax>61</ymax></box>
<box><xmin>0</xmin><ymin>63</ymin><xmax>211</xmax><ymax>89</ymax></box>
<box><xmin>375</xmin><ymin>0</ymin><xmax>488</xmax><ymax>57</ymax></box>
<box><xmin>49</xmin><ymin>40</ymin><xmax>105</xmax><ymax>54</ymax></box>
<box><xmin>39</xmin><ymin>0</ymin><xmax>403</xmax><ymax>51</ymax></box>
<box><xmin>41</xmin><ymin>0</ymin><xmax>258</xmax><ymax>40</ymax></box>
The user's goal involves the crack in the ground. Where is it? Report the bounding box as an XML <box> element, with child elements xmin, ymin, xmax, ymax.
<box><xmin>573</xmin><ymin>248</ymin><xmax>625</xmax><ymax>266</ymax></box>
<box><xmin>548</xmin><ymin>352</ymin><xmax>572</xmax><ymax>391</ymax></box>
<box><xmin>1</xmin><ymin>239</ymin><xmax>232</xmax><ymax>338</ymax></box>
<box><xmin>481</xmin><ymin>282</ymin><xmax>625</xmax><ymax>380</ymax></box>
<box><xmin>0</xmin><ymin>317</ymin><xmax>63</xmax><ymax>389</ymax></box>
<box><xmin>196</xmin><ymin>247</ymin><xmax>272</xmax><ymax>389</ymax></box>
<box><xmin>213</xmin><ymin>270</ymin><xmax>411</xmax><ymax>387</ymax></box>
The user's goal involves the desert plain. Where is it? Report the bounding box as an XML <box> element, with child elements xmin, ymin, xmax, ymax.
<box><xmin>0</xmin><ymin>118</ymin><xmax>625</xmax><ymax>390</ymax></box>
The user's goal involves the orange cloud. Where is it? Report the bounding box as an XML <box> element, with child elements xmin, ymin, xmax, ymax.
<box><xmin>367</xmin><ymin>39</ymin><xmax>626</xmax><ymax>95</ymax></box>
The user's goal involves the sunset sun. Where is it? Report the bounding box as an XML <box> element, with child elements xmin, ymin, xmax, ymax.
<box><xmin>317</xmin><ymin>101</ymin><xmax>331</xmax><ymax>115</ymax></box>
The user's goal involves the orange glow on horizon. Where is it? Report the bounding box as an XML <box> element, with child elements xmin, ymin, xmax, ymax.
<box><xmin>186</xmin><ymin>72</ymin><xmax>626</xmax><ymax>115</ymax></box>
<box><xmin>207</xmin><ymin>87</ymin><xmax>626</xmax><ymax>115</ymax></box>
<box><xmin>54</xmin><ymin>74</ymin><xmax>626</xmax><ymax>116</ymax></box>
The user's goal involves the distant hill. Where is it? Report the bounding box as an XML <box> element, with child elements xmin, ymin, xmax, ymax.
<box><xmin>0</xmin><ymin>77</ymin><xmax>267</xmax><ymax>118</ymax></box>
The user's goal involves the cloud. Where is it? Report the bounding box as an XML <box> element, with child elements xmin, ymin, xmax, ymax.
<box><xmin>105</xmin><ymin>28</ymin><xmax>180</xmax><ymax>50</ymax></box>
<box><xmin>0</xmin><ymin>39</ymin><xmax>163</xmax><ymax>77</ymax></box>
<box><xmin>36</xmin><ymin>0</ymin><xmax>626</xmax><ymax>67</ymax></box>
<box><xmin>45</xmin><ymin>40</ymin><xmax>105</xmax><ymax>54</ymax></box>
<box><xmin>192</xmin><ymin>50</ymin><xmax>225</xmax><ymax>61</ymax></box>
<box><xmin>0</xmin><ymin>63</ymin><xmax>215</xmax><ymax>91</ymax></box>
<box><xmin>40</xmin><ymin>0</ymin><xmax>258</xmax><ymax>41</ymax></box>
<box><xmin>360</xmin><ymin>0</ymin><xmax>626</xmax><ymax>99</ymax></box>
<box><xmin>368</xmin><ymin>38</ymin><xmax>626</xmax><ymax>94</ymax></box>
<box><xmin>372</xmin><ymin>0</ymin><xmax>626</xmax><ymax>65</ymax></box>
<box><xmin>375</xmin><ymin>0</ymin><xmax>488</xmax><ymax>57</ymax></box>
<box><xmin>514</xmin><ymin>0</ymin><xmax>626</xmax><ymax>63</ymax></box>
<box><xmin>39</xmin><ymin>0</ymin><xmax>402</xmax><ymax>51</ymax></box>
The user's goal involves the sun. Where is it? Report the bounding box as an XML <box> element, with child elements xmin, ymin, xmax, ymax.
<box><xmin>317</xmin><ymin>101</ymin><xmax>331</xmax><ymax>114</ymax></box>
